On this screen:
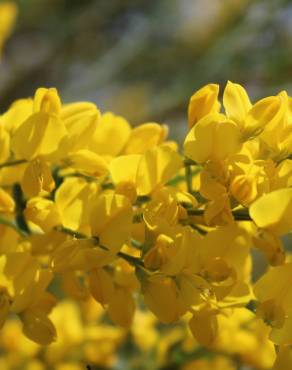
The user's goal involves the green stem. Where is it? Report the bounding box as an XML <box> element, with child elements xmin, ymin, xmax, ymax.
<box><xmin>56</xmin><ymin>226</ymin><xmax>144</xmax><ymax>267</ymax></box>
<box><xmin>187</xmin><ymin>208</ymin><xmax>252</xmax><ymax>221</ymax></box>
<box><xmin>185</xmin><ymin>164</ymin><xmax>193</xmax><ymax>194</ymax></box>
<box><xmin>13</xmin><ymin>184</ymin><xmax>30</xmax><ymax>234</ymax></box>
<box><xmin>166</xmin><ymin>174</ymin><xmax>185</xmax><ymax>186</ymax></box>
<box><xmin>135</xmin><ymin>195</ymin><xmax>151</xmax><ymax>205</ymax></box>
<box><xmin>189</xmin><ymin>223</ymin><xmax>207</xmax><ymax>235</ymax></box>
<box><xmin>54</xmin><ymin>226</ymin><xmax>88</xmax><ymax>239</ymax></box>
<box><xmin>131</xmin><ymin>238</ymin><xmax>144</xmax><ymax>249</ymax></box>
<box><xmin>184</xmin><ymin>158</ymin><xmax>197</xmax><ymax>167</ymax></box>
<box><xmin>0</xmin><ymin>159</ymin><xmax>27</xmax><ymax>169</ymax></box>
<box><xmin>133</xmin><ymin>213</ymin><xmax>143</xmax><ymax>223</ymax></box>
<box><xmin>117</xmin><ymin>251</ymin><xmax>143</xmax><ymax>267</ymax></box>
<box><xmin>183</xmin><ymin>158</ymin><xmax>202</xmax><ymax>194</ymax></box>
<box><xmin>245</xmin><ymin>299</ymin><xmax>257</xmax><ymax>314</ymax></box>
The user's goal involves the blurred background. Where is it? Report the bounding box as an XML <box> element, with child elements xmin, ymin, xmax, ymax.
<box><xmin>0</xmin><ymin>0</ymin><xmax>291</xmax><ymax>143</ymax></box>
<box><xmin>0</xmin><ymin>1</ymin><xmax>292</xmax><ymax>369</ymax></box>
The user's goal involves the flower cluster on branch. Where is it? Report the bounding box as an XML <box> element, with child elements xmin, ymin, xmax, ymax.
<box><xmin>0</xmin><ymin>81</ymin><xmax>291</xmax><ymax>369</ymax></box>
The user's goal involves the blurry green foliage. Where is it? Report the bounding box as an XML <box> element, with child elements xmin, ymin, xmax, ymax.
<box><xmin>0</xmin><ymin>0</ymin><xmax>291</xmax><ymax>141</ymax></box>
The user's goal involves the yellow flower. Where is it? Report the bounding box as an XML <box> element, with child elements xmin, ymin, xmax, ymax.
<box><xmin>250</xmin><ymin>188</ymin><xmax>292</xmax><ymax>235</ymax></box>
<box><xmin>188</xmin><ymin>84</ymin><xmax>221</xmax><ymax>128</ymax></box>
<box><xmin>0</xmin><ymin>187</ymin><xmax>15</xmax><ymax>213</ymax></box>
<box><xmin>1</xmin><ymin>98</ymin><xmax>33</xmax><ymax>133</ymax></box>
<box><xmin>215</xmin><ymin>308</ymin><xmax>276</xmax><ymax>369</ymax></box>
<box><xmin>11</xmin><ymin>88</ymin><xmax>67</xmax><ymax>160</ymax></box>
<box><xmin>182</xmin><ymin>356</ymin><xmax>236</xmax><ymax>370</ymax></box>
<box><xmin>189</xmin><ymin>306</ymin><xmax>218</xmax><ymax>347</ymax></box>
<box><xmin>223</xmin><ymin>81</ymin><xmax>252</xmax><ymax>131</ymax></box>
<box><xmin>0</xmin><ymin>286</ymin><xmax>11</xmax><ymax>328</ymax></box>
<box><xmin>25</xmin><ymin>197</ymin><xmax>61</xmax><ymax>232</ymax></box>
<box><xmin>143</xmin><ymin>274</ymin><xmax>184</xmax><ymax>323</ymax></box>
<box><xmin>176</xmin><ymin>273</ymin><xmax>210</xmax><ymax>309</ymax></box>
<box><xmin>142</xmin><ymin>187</ymin><xmax>180</xmax><ymax>239</ymax></box>
<box><xmin>88</xmin><ymin>267</ymin><xmax>114</xmax><ymax>306</ymax></box>
<box><xmin>88</xmin><ymin>112</ymin><xmax>131</xmax><ymax>157</ymax></box>
<box><xmin>21</xmin><ymin>309</ymin><xmax>57</xmax><ymax>345</ymax></box>
<box><xmin>257</xmin><ymin>299</ymin><xmax>286</xmax><ymax>329</ymax></box>
<box><xmin>144</xmin><ymin>234</ymin><xmax>175</xmax><ymax>270</ymax></box>
<box><xmin>230</xmin><ymin>174</ymin><xmax>258</xmax><ymax>206</ymax></box>
<box><xmin>22</xmin><ymin>158</ymin><xmax>55</xmax><ymax>197</ymax></box>
<box><xmin>124</xmin><ymin>122</ymin><xmax>168</xmax><ymax>154</ymax></box>
<box><xmin>272</xmin><ymin>346</ymin><xmax>292</xmax><ymax>370</ymax></box>
<box><xmin>51</xmin><ymin>239</ymin><xmax>114</xmax><ymax>273</ymax></box>
<box><xmin>254</xmin><ymin>263</ymin><xmax>292</xmax><ymax>318</ymax></box>
<box><xmin>253</xmin><ymin>229</ymin><xmax>285</xmax><ymax>266</ymax></box>
<box><xmin>109</xmin><ymin>154</ymin><xmax>141</xmax><ymax>202</ymax></box>
<box><xmin>61</xmin><ymin>102</ymin><xmax>100</xmax><ymax>153</ymax></box>
<box><xmin>107</xmin><ymin>286</ymin><xmax>135</xmax><ymax>327</ymax></box>
<box><xmin>1</xmin><ymin>81</ymin><xmax>292</xmax><ymax>361</ymax></box>
<box><xmin>247</xmin><ymin>91</ymin><xmax>292</xmax><ymax>158</ymax></box>
<box><xmin>55</xmin><ymin>177</ymin><xmax>99</xmax><ymax>234</ymax></box>
<box><xmin>90</xmin><ymin>193</ymin><xmax>133</xmax><ymax>253</ymax></box>
<box><xmin>67</xmin><ymin>149</ymin><xmax>108</xmax><ymax>177</ymax></box>
<box><xmin>184</xmin><ymin>113</ymin><xmax>241</xmax><ymax>163</ymax></box>
<box><xmin>136</xmin><ymin>145</ymin><xmax>183</xmax><ymax>195</ymax></box>
<box><xmin>61</xmin><ymin>271</ymin><xmax>89</xmax><ymax>301</ymax></box>
<box><xmin>110</xmin><ymin>154</ymin><xmax>141</xmax><ymax>184</ymax></box>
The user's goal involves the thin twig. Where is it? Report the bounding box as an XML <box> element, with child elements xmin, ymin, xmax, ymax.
<box><xmin>56</xmin><ymin>226</ymin><xmax>144</xmax><ymax>267</ymax></box>
<box><xmin>0</xmin><ymin>159</ymin><xmax>27</xmax><ymax>169</ymax></box>
<box><xmin>187</xmin><ymin>208</ymin><xmax>252</xmax><ymax>221</ymax></box>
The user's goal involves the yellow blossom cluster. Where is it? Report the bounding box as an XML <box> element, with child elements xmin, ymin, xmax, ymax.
<box><xmin>0</xmin><ymin>81</ymin><xmax>292</xmax><ymax>370</ymax></box>
<box><xmin>0</xmin><ymin>298</ymin><xmax>277</xmax><ymax>370</ymax></box>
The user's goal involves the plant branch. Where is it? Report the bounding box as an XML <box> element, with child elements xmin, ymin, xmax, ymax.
<box><xmin>55</xmin><ymin>226</ymin><xmax>144</xmax><ymax>267</ymax></box>
<box><xmin>187</xmin><ymin>208</ymin><xmax>252</xmax><ymax>221</ymax></box>
<box><xmin>0</xmin><ymin>159</ymin><xmax>27</xmax><ymax>169</ymax></box>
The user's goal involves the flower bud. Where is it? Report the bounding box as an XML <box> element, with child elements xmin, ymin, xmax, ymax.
<box><xmin>34</xmin><ymin>88</ymin><xmax>61</xmax><ymax>116</ymax></box>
